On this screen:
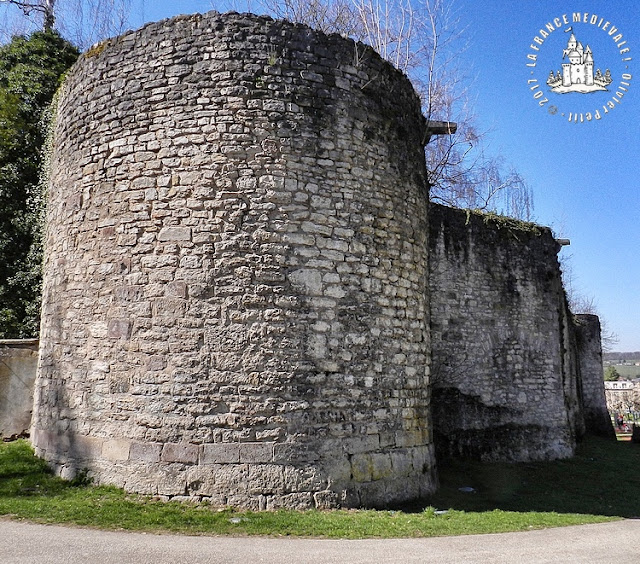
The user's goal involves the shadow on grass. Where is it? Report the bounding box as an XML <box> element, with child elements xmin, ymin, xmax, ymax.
<box><xmin>418</xmin><ymin>434</ymin><xmax>640</xmax><ymax>518</ymax></box>
<box><xmin>0</xmin><ymin>440</ymin><xmax>73</xmax><ymax>497</ymax></box>
<box><xmin>2</xmin><ymin>435</ymin><xmax>638</xmax><ymax>528</ymax></box>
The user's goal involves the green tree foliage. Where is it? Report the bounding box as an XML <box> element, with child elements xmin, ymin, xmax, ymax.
<box><xmin>0</xmin><ymin>30</ymin><xmax>78</xmax><ymax>337</ymax></box>
<box><xmin>604</xmin><ymin>365</ymin><xmax>620</xmax><ymax>381</ymax></box>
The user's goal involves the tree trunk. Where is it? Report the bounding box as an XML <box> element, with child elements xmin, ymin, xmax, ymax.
<box><xmin>43</xmin><ymin>0</ymin><xmax>55</xmax><ymax>31</ymax></box>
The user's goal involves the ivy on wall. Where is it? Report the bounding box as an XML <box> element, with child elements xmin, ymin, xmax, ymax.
<box><xmin>0</xmin><ymin>31</ymin><xmax>78</xmax><ymax>337</ymax></box>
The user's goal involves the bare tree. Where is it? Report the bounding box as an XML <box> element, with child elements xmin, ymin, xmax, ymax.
<box><xmin>257</xmin><ymin>0</ymin><xmax>360</xmax><ymax>35</ymax></box>
<box><xmin>609</xmin><ymin>388</ymin><xmax>637</xmax><ymax>417</ymax></box>
<box><xmin>560</xmin><ymin>251</ymin><xmax>619</xmax><ymax>351</ymax></box>
<box><xmin>220</xmin><ymin>0</ymin><xmax>533</xmax><ymax>219</ymax></box>
<box><xmin>56</xmin><ymin>0</ymin><xmax>131</xmax><ymax>48</ymax></box>
<box><xmin>0</xmin><ymin>0</ymin><xmax>55</xmax><ymax>31</ymax></box>
<box><xmin>0</xmin><ymin>0</ymin><xmax>132</xmax><ymax>48</ymax></box>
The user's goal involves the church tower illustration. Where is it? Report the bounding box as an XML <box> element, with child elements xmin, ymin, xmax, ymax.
<box><xmin>547</xmin><ymin>29</ymin><xmax>612</xmax><ymax>93</ymax></box>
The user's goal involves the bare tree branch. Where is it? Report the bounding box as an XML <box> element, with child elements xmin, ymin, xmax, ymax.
<box><xmin>0</xmin><ymin>0</ymin><xmax>55</xmax><ymax>30</ymax></box>
<box><xmin>0</xmin><ymin>0</ymin><xmax>133</xmax><ymax>48</ymax></box>
<box><xmin>238</xmin><ymin>0</ymin><xmax>533</xmax><ymax>220</ymax></box>
<box><xmin>560</xmin><ymin>252</ymin><xmax>619</xmax><ymax>352</ymax></box>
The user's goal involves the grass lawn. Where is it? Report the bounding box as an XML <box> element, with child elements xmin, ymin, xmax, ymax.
<box><xmin>0</xmin><ymin>435</ymin><xmax>637</xmax><ymax>538</ymax></box>
<box><xmin>608</xmin><ymin>364</ymin><xmax>640</xmax><ymax>379</ymax></box>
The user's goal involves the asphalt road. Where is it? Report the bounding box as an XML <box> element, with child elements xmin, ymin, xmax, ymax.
<box><xmin>1</xmin><ymin>519</ymin><xmax>639</xmax><ymax>563</ymax></box>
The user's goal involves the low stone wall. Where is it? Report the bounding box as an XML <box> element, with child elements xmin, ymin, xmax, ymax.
<box><xmin>0</xmin><ymin>339</ymin><xmax>39</xmax><ymax>438</ymax></box>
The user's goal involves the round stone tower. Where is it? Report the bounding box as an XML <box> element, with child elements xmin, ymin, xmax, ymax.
<box><xmin>32</xmin><ymin>11</ymin><xmax>433</xmax><ymax>509</ymax></box>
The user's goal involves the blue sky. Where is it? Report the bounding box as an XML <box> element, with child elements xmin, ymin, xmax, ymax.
<box><xmin>122</xmin><ymin>0</ymin><xmax>640</xmax><ymax>351</ymax></box>
<box><xmin>450</xmin><ymin>0</ymin><xmax>640</xmax><ymax>351</ymax></box>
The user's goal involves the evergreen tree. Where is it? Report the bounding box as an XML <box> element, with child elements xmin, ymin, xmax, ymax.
<box><xmin>604</xmin><ymin>365</ymin><xmax>620</xmax><ymax>381</ymax></box>
<box><xmin>0</xmin><ymin>30</ymin><xmax>78</xmax><ymax>337</ymax></box>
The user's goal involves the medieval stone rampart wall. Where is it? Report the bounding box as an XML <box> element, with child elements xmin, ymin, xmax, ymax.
<box><xmin>30</xmin><ymin>11</ymin><xmax>613</xmax><ymax>509</ymax></box>
<box><xmin>428</xmin><ymin>204</ymin><xmax>585</xmax><ymax>462</ymax></box>
<box><xmin>574</xmin><ymin>314</ymin><xmax>615</xmax><ymax>437</ymax></box>
<box><xmin>31</xmin><ymin>11</ymin><xmax>434</xmax><ymax>509</ymax></box>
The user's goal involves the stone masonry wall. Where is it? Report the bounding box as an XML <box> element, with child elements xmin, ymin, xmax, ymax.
<box><xmin>428</xmin><ymin>204</ymin><xmax>584</xmax><ymax>462</ymax></box>
<box><xmin>575</xmin><ymin>314</ymin><xmax>615</xmax><ymax>437</ymax></box>
<box><xmin>31</xmin><ymin>12</ymin><xmax>434</xmax><ymax>509</ymax></box>
<box><xmin>0</xmin><ymin>339</ymin><xmax>39</xmax><ymax>438</ymax></box>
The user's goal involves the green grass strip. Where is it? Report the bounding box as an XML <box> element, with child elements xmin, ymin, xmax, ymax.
<box><xmin>0</xmin><ymin>436</ymin><xmax>636</xmax><ymax>538</ymax></box>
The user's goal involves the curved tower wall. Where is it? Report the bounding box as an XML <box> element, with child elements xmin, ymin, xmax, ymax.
<box><xmin>31</xmin><ymin>12</ymin><xmax>433</xmax><ymax>509</ymax></box>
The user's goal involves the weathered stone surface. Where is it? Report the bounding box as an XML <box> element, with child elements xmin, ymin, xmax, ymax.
<box><xmin>428</xmin><ymin>205</ymin><xmax>605</xmax><ymax>462</ymax></box>
<box><xmin>27</xmin><ymin>11</ymin><xmax>612</xmax><ymax>509</ymax></box>
<box><xmin>157</xmin><ymin>227</ymin><xmax>192</xmax><ymax>242</ymax></box>
<box><xmin>575</xmin><ymin>315</ymin><xmax>616</xmax><ymax>438</ymax></box>
<box><xmin>102</xmin><ymin>439</ymin><xmax>131</xmax><ymax>461</ymax></box>
<box><xmin>129</xmin><ymin>442</ymin><xmax>162</xmax><ymax>463</ymax></box>
<box><xmin>0</xmin><ymin>339</ymin><xmax>38</xmax><ymax>438</ymax></box>
<box><xmin>201</xmin><ymin>443</ymin><xmax>240</xmax><ymax>464</ymax></box>
<box><xmin>161</xmin><ymin>443</ymin><xmax>200</xmax><ymax>464</ymax></box>
<box><xmin>32</xmin><ymin>11</ymin><xmax>434</xmax><ymax>509</ymax></box>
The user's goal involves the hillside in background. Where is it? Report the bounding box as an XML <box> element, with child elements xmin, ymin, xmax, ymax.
<box><xmin>603</xmin><ymin>353</ymin><xmax>640</xmax><ymax>380</ymax></box>
<box><xmin>604</xmin><ymin>352</ymin><xmax>640</xmax><ymax>362</ymax></box>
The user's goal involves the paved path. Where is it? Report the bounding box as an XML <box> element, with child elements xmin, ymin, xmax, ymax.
<box><xmin>1</xmin><ymin>519</ymin><xmax>639</xmax><ymax>563</ymax></box>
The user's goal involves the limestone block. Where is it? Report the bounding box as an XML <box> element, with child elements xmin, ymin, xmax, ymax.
<box><xmin>211</xmin><ymin>464</ymin><xmax>250</xmax><ymax>492</ymax></box>
<box><xmin>155</xmin><ymin>465</ymin><xmax>189</xmax><ymax>496</ymax></box>
<box><xmin>185</xmin><ymin>466</ymin><xmax>217</xmax><ymax>496</ymax></box>
<box><xmin>247</xmin><ymin>464</ymin><xmax>285</xmax><ymax>495</ymax></box>
<box><xmin>370</xmin><ymin>452</ymin><xmax>393</xmax><ymax>481</ymax></box>
<box><xmin>157</xmin><ymin>226</ymin><xmax>192</xmax><ymax>242</ymax></box>
<box><xmin>31</xmin><ymin>428</ymin><xmax>51</xmax><ymax>451</ymax></box>
<box><xmin>350</xmin><ymin>453</ymin><xmax>372</xmax><ymax>482</ymax></box>
<box><xmin>71</xmin><ymin>435</ymin><xmax>104</xmax><ymax>460</ymax></box>
<box><xmin>201</xmin><ymin>443</ymin><xmax>240</xmax><ymax>464</ymax></box>
<box><xmin>239</xmin><ymin>442</ymin><xmax>274</xmax><ymax>463</ymax></box>
<box><xmin>282</xmin><ymin>464</ymin><xmax>327</xmax><ymax>493</ymax></box>
<box><xmin>129</xmin><ymin>442</ymin><xmax>162</xmax><ymax>462</ymax></box>
<box><xmin>102</xmin><ymin>439</ymin><xmax>131</xmax><ymax>461</ymax></box>
<box><xmin>289</xmin><ymin>268</ymin><xmax>323</xmax><ymax>295</ymax></box>
<box><xmin>342</xmin><ymin>435</ymin><xmax>380</xmax><ymax>455</ymax></box>
<box><xmin>107</xmin><ymin>319</ymin><xmax>131</xmax><ymax>339</ymax></box>
<box><xmin>226</xmin><ymin>494</ymin><xmax>262</xmax><ymax>511</ymax></box>
<box><xmin>389</xmin><ymin>448</ymin><xmax>412</xmax><ymax>476</ymax></box>
<box><xmin>266</xmin><ymin>492</ymin><xmax>314</xmax><ymax>510</ymax></box>
<box><xmin>272</xmin><ymin>442</ymin><xmax>320</xmax><ymax>464</ymax></box>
